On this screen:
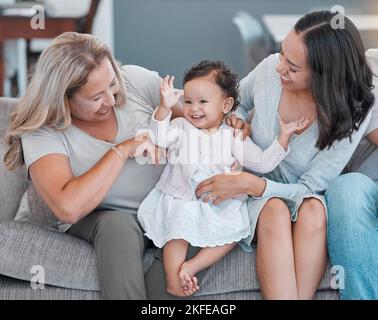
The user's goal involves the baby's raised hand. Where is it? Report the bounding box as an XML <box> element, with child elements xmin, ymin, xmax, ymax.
<box><xmin>160</xmin><ymin>75</ymin><xmax>184</xmax><ymax>109</ymax></box>
<box><xmin>279</xmin><ymin>116</ymin><xmax>310</xmax><ymax>137</ymax></box>
<box><xmin>277</xmin><ymin>116</ymin><xmax>310</xmax><ymax>151</ymax></box>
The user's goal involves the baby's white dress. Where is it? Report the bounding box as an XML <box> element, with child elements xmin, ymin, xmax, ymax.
<box><xmin>137</xmin><ymin>110</ymin><xmax>288</xmax><ymax>252</ymax></box>
<box><xmin>138</xmin><ymin>163</ymin><xmax>252</xmax><ymax>251</ymax></box>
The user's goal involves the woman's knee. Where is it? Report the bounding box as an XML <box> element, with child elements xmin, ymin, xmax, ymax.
<box><xmin>326</xmin><ymin>173</ymin><xmax>377</xmax><ymax>207</ymax></box>
<box><xmin>257</xmin><ymin>198</ymin><xmax>292</xmax><ymax>236</ymax></box>
<box><xmin>296</xmin><ymin>198</ymin><xmax>327</xmax><ymax>235</ymax></box>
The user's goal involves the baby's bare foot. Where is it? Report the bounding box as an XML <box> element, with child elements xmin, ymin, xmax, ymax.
<box><xmin>179</xmin><ymin>262</ymin><xmax>193</xmax><ymax>289</ymax></box>
<box><xmin>183</xmin><ymin>276</ymin><xmax>199</xmax><ymax>296</ymax></box>
<box><xmin>166</xmin><ymin>273</ymin><xmax>189</xmax><ymax>297</ymax></box>
<box><xmin>179</xmin><ymin>261</ymin><xmax>200</xmax><ymax>296</ymax></box>
<box><xmin>167</xmin><ymin>285</ymin><xmax>188</xmax><ymax>297</ymax></box>
<box><xmin>166</xmin><ymin>281</ymin><xmax>188</xmax><ymax>297</ymax></box>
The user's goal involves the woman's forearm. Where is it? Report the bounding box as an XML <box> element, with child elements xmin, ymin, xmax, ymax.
<box><xmin>59</xmin><ymin>147</ymin><xmax>128</xmax><ymax>223</ymax></box>
<box><xmin>239</xmin><ymin>172</ymin><xmax>267</xmax><ymax>197</ymax></box>
<box><xmin>367</xmin><ymin>128</ymin><xmax>378</xmax><ymax>147</ymax></box>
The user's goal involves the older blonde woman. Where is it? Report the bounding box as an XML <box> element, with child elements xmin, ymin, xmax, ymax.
<box><xmin>4</xmin><ymin>32</ymin><xmax>189</xmax><ymax>299</ymax></box>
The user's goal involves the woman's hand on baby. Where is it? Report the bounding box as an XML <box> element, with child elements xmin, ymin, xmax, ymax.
<box><xmin>196</xmin><ymin>172</ymin><xmax>248</xmax><ymax>205</ymax></box>
<box><xmin>225</xmin><ymin>114</ymin><xmax>251</xmax><ymax>140</ymax></box>
<box><xmin>160</xmin><ymin>75</ymin><xmax>184</xmax><ymax>110</ymax></box>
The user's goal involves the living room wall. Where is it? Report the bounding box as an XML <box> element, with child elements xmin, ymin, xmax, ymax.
<box><xmin>114</xmin><ymin>0</ymin><xmax>378</xmax><ymax>85</ymax></box>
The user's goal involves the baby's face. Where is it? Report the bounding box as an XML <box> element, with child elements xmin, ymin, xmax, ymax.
<box><xmin>183</xmin><ymin>76</ymin><xmax>230</xmax><ymax>130</ymax></box>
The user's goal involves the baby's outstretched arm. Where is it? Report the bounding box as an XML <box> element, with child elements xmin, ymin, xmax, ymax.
<box><xmin>231</xmin><ymin>133</ymin><xmax>287</xmax><ymax>174</ymax></box>
<box><xmin>277</xmin><ymin>116</ymin><xmax>310</xmax><ymax>150</ymax></box>
<box><xmin>149</xmin><ymin>75</ymin><xmax>185</xmax><ymax>150</ymax></box>
<box><xmin>155</xmin><ymin>75</ymin><xmax>184</xmax><ymax>121</ymax></box>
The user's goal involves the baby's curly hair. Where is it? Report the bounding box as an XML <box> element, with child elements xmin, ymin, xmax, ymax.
<box><xmin>183</xmin><ymin>60</ymin><xmax>240</xmax><ymax>111</ymax></box>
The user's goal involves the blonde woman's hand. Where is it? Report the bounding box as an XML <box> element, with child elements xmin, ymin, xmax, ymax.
<box><xmin>119</xmin><ymin>133</ymin><xmax>165</xmax><ymax>165</ymax></box>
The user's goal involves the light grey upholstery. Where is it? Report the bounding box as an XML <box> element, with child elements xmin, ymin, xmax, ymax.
<box><xmin>0</xmin><ymin>221</ymin><xmax>99</xmax><ymax>290</ymax></box>
<box><xmin>26</xmin><ymin>184</ymin><xmax>62</xmax><ymax>230</ymax></box>
<box><xmin>0</xmin><ymin>97</ymin><xmax>339</xmax><ymax>299</ymax></box>
<box><xmin>0</xmin><ymin>274</ymin><xmax>339</xmax><ymax>300</ymax></box>
<box><xmin>0</xmin><ymin>98</ymin><xmax>28</xmax><ymax>222</ymax></box>
<box><xmin>0</xmin><ymin>275</ymin><xmax>100</xmax><ymax>300</ymax></box>
<box><xmin>0</xmin><ymin>220</ymin><xmax>338</xmax><ymax>296</ymax></box>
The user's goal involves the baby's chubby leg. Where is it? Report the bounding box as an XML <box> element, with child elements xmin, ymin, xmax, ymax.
<box><xmin>179</xmin><ymin>243</ymin><xmax>237</xmax><ymax>294</ymax></box>
<box><xmin>163</xmin><ymin>239</ymin><xmax>191</xmax><ymax>297</ymax></box>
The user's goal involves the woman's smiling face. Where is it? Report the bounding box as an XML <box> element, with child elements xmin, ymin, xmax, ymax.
<box><xmin>68</xmin><ymin>58</ymin><xmax>120</xmax><ymax>123</ymax></box>
<box><xmin>275</xmin><ymin>29</ymin><xmax>312</xmax><ymax>92</ymax></box>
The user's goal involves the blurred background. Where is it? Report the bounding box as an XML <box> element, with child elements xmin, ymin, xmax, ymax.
<box><xmin>1</xmin><ymin>0</ymin><xmax>378</xmax><ymax>97</ymax></box>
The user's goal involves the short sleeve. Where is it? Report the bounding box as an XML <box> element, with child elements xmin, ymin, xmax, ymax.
<box><xmin>121</xmin><ymin>65</ymin><xmax>161</xmax><ymax>114</ymax></box>
<box><xmin>234</xmin><ymin>53</ymin><xmax>280</xmax><ymax>120</ymax></box>
<box><xmin>21</xmin><ymin>127</ymin><xmax>69</xmax><ymax>173</ymax></box>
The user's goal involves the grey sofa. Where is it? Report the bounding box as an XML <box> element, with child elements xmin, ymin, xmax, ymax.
<box><xmin>0</xmin><ymin>97</ymin><xmax>339</xmax><ymax>300</ymax></box>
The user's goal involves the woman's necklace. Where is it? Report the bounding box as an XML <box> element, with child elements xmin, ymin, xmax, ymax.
<box><xmin>294</xmin><ymin>90</ymin><xmax>317</xmax><ymax>134</ymax></box>
<box><xmin>295</xmin><ymin>91</ymin><xmax>302</xmax><ymax>119</ymax></box>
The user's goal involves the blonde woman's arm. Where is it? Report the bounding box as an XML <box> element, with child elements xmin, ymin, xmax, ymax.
<box><xmin>28</xmin><ymin>135</ymin><xmax>155</xmax><ymax>225</ymax></box>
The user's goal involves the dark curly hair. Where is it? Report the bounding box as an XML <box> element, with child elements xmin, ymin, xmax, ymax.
<box><xmin>295</xmin><ymin>11</ymin><xmax>374</xmax><ymax>150</ymax></box>
<box><xmin>183</xmin><ymin>60</ymin><xmax>240</xmax><ymax>112</ymax></box>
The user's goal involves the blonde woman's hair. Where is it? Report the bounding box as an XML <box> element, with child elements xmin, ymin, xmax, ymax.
<box><xmin>4</xmin><ymin>32</ymin><xmax>127</xmax><ymax>170</ymax></box>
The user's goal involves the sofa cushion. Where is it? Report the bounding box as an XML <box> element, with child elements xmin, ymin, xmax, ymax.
<box><xmin>0</xmin><ymin>275</ymin><xmax>100</xmax><ymax>300</ymax></box>
<box><xmin>0</xmin><ymin>97</ymin><xmax>64</xmax><ymax>228</ymax></box>
<box><xmin>190</xmin><ymin>243</ymin><xmax>335</xmax><ymax>295</ymax></box>
<box><xmin>11</xmin><ymin>169</ymin><xmax>69</xmax><ymax>232</ymax></box>
<box><xmin>0</xmin><ymin>220</ymin><xmax>156</xmax><ymax>291</ymax></box>
<box><xmin>0</xmin><ymin>143</ymin><xmax>28</xmax><ymax>222</ymax></box>
<box><xmin>0</xmin><ymin>98</ymin><xmax>28</xmax><ymax>222</ymax></box>
<box><xmin>0</xmin><ymin>274</ymin><xmax>339</xmax><ymax>300</ymax></box>
<box><xmin>0</xmin><ymin>220</ymin><xmax>100</xmax><ymax>291</ymax></box>
<box><xmin>0</xmin><ymin>272</ymin><xmax>261</xmax><ymax>300</ymax></box>
<box><xmin>0</xmin><ymin>220</ymin><xmax>336</xmax><ymax>296</ymax></box>
<box><xmin>25</xmin><ymin>184</ymin><xmax>64</xmax><ymax>231</ymax></box>
<box><xmin>0</xmin><ymin>98</ymin><xmax>18</xmax><ymax>139</ymax></box>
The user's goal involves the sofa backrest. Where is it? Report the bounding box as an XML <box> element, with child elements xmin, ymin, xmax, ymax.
<box><xmin>0</xmin><ymin>98</ymin><xmax>28</xmax><ymax>222</ymax></box>
<box><xmin>366</xmin><ymin>48</ymin><xmax>378</xmax><ymax>77</ymax></box>
<box><xmin>0</xmin><ymin>98</ymin><xmax>62</xmax><ymax>229</ymax></box>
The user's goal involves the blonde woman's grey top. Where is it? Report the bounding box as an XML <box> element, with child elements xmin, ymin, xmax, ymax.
<box><xmin>235</xmin><ymin>53</ymin><xmax>374</xmax><ymax>215</ymax></box>
<box><xmin>21</xmin><ymin>65</ymin><xmax>165</xmax><ymax>232</ymax></box>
